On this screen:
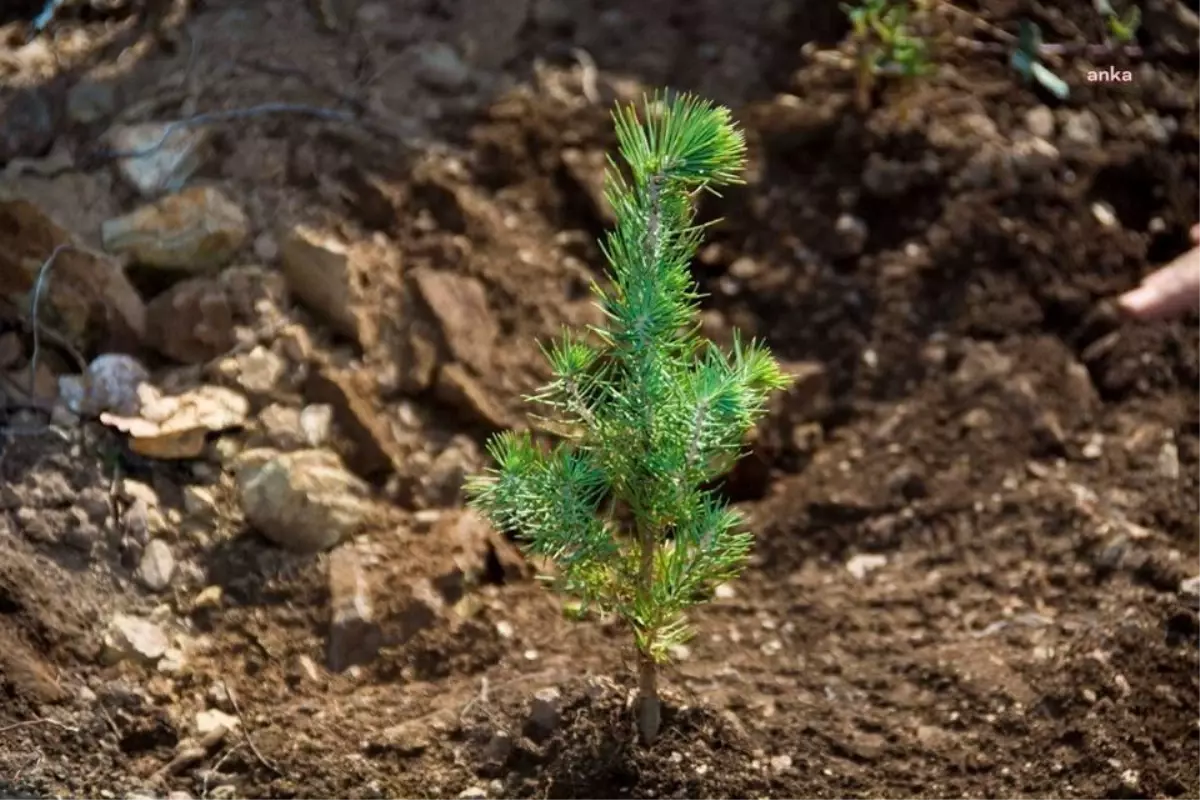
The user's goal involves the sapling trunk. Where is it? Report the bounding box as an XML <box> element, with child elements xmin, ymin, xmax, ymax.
<box><xmin>466</xmin><ymin>92</ymin><xmax>790</xmax><ymax>746</ymax></box>
<box><xmin>638</xmin><ymin>650</ymin><xmax>661</xmax><ymax>744</ymax></box>
<box><xmin>637</xmin><ymin>520</ymin><xmax>661</xmax><ymax>743</ymax></box>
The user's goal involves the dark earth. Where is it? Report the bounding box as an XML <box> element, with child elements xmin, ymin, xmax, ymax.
<box><xmin>0</xmin><ymin>0</ymin><xmax>1197</xmax><ymax>798</ymax></box>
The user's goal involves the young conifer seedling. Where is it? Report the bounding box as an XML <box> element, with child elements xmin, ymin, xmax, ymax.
<box><xmin>466</xmin><ymin>92</ymin><xmax>790</xmax><ymax>745</ymax></box>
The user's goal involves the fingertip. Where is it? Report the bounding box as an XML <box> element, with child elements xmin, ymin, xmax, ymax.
<box><xmin>1117</xmin><ymin>285</ymin><xmax>1159</xmax><ymax>319</ymax></box>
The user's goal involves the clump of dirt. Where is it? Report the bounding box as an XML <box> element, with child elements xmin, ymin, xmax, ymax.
<box><xmin>459</xmin><ymin>676</ymin><xmax>772</xmax><ymax>799</ymax></box>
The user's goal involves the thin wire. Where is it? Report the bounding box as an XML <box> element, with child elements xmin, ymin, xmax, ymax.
<box><xmin>27</xmin><ymin>243</ymin><xmax>72</xmax><ymax>403</ymax></box>
<box><xmin>0</xmin><ymin>244</ymin><xmax>74</xmax><ymax>441</ymax></box>
<box><xmin>99</xmin><ymin>103</ymin><xmax>358</xmax><ymax>160</ymax></box>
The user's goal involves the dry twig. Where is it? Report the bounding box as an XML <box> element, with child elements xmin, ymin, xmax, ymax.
<box><xmin>201</xmin><ymin>741</ymin><xmax>244</xmax><ymax>800</ymax></box>
<box><xmin>571</xmin><ymin>48</ymin><xmax>601</xmax><ymax>104</ymax></box>
<box><xmin>0</xmin><ymin>717</ymin><xmax>80</xmax><ymax>735</ymax></box>
<box><xmin>221</xmin><ymin>680</ymin><xmax>281</xmax><ymax>776</ymax></box>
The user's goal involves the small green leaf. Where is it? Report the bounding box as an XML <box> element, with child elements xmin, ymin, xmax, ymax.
<box><xmin>1030</xmin><ymin>61</ymin><xmax>1070</xmax><ymax>100</ymax></box>
<box><xmin>1009</xmin><ymin>48</ymin><xmax>1033</xmax><ymax>79</ymax></box>
<box><xmin>1017</xmin><ymin>18</ymin><xmax>1044</xmax><ymax>56</ymax></box>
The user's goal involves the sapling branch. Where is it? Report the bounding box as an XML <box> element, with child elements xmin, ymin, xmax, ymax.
<box><xmin>467</xmin><ymin>92</ymin><xmax>789</xmax><ymax>745</ymax></box>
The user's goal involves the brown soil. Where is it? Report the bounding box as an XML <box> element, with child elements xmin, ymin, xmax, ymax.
<box><xmin>1</xmin><ymin>1</ymin><xmax>1197</xmax><ymax>798</ymax></box>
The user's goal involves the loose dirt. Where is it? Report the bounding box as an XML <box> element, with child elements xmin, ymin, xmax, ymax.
<box><xmin>0</xmin><ymin>1</ymin><xmax>1196</xmax><ymax>798</ymax></box>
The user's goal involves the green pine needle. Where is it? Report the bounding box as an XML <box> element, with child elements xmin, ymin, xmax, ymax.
<box><xmin>466</xmin><ymin>91</ymin><xmax>790</xmax><ymax>669</ymax></box>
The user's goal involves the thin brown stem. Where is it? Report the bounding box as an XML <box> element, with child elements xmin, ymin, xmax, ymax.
<box><xmin>636</xmin><ymin>520</ymin><xmax>661</xmax><ymax>744</ymax></box>
<box><xmin>637</xmin><ymin>651</ymin><xmax>661</xmax><ymax>744</ymax></box>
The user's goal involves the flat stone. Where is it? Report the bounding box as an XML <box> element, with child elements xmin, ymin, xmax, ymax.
<box><xmin>277</xmin><ymin>224</ymin><xmax>390</xmax><ymax>349</ymax></box>
<box><xmin>412</xmin><ymin>268</ymin><xmax>498</xmax><ymax>371</ymax></box>
<box><xmin>327</xmin><ymin>546</ymin><xmax>380</xmax><ymax>672</ymax></box>
<box><xmin>101</xmin><ymin>186</ymin><xmax>249</xmax><ymax>270</ymax></box>
<box><xmin>102</xmin><ymin>614</ymin><xmax>169</xmax><ymax>664</ymax></box>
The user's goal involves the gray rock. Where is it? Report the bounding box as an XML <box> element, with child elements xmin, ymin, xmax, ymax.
<box><xmin>531</xmin><ymin>0</ymin><xmax>579</xmax><ymax>27</ymax></box>
<box><xmin>62</xmin><ymin>509</ymin><xmax>101</xmax><ymax>553</ymax></box>
<box><xmin>1009</xmin><ymin>135</ymin><xmax>1060</xmax><ymax>178</ymax></box>
<box><xmin>194</xmin><ymin>708</ymin><xmax>239</xmax><ymax>737</ymax></box>
<box><xmin>415</xmin><ymin>42</ymin><xmax>471</xmax><ymax>91</ymax></box>
<box><xmin>102</xmin><ymin>614</ymin><xmax>169</xmax><ymax>664</ymax></box>
<box><xmin>1180</xmin><ymin>575</ymin><xmax>1200</xmax><ymax>608</ymax></box>
<box><xmin>0</xmin><ymin>87</ymin><xmax>57</xmax><ymax>163</ymax></box>
<box><xmin>299</xmin><ymin>404</ymin><xmax>333</xmax><ymax>447</ymax></box>
<box><xmin>418</xmin><ymin>435</ymin><xmax>482</xmax><ymax>507</ymax></box>
<box><xmin>257</xmin><ymin>404</ymin><xmax>307</xmax><ymax>450</ymax></box>
<box><xmin>77</xmin><ymin>486</ymin><xmax>112</xmax><ymax>524</ymax></box>
<box><xmin>137</xmin><ymin>539</ymin><xmax>176</xmax><ymax>591</ymax></box>
<box><xmin>327</xmin><ymin>546</ymin><xmax>380</xmax><ymax>671</ymax></box>
<box><xmin>106</xmin><ymin>122</ymin><xmax>210</xmax><ymax>197</ymax></box>
<box><xmin>237</xmin><ymin>449</ymin><xmax>373</xmax><ymax>553</ymax></box>
<box><xmin>832</xmin><ymin>213</ymin><xmax>868</xmax><ymax>257</ymax></box>
<box><xmin>1060</xmin><ymin>110</ymin><xmax>1102</xmax><ymax>150</ymax></box>
<box><xmin>1132</xmin><ymin>112</ymin><xmax>1175</xmax><ymax>144</ymax></box>
<box><xmin>66</xmin><ymin>81</ymin><xmax>117</xmax><ymax>126</ymax></box>
<box><xmin>225</xmin><ymin>345</ymin><xmax>286</xmax><ymax>395</ymax></box>
<box><xmin>182</xmin><ymin>485</ymin><xmax>219</xmax><ymax>520</ymax></box>
<box><xmin>1024</xmin><ymin>105</ymin><xmax>1055</xmax><ymax>139</ymax></box>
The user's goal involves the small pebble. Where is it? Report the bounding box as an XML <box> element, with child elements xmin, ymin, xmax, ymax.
<box><xmin>137</xmin><ymin>539</ymin><xmax>176</xmax><ymax>592</ymax></box>
<box><xmin>770</xmin><ymin>754</ymin><xmax>793</xmax><ymax>773</ymax></box>
<box><xmin>1025</xmin><ymin>105</ymin><xmax>1055</xmax><ymax>138</ymax></box>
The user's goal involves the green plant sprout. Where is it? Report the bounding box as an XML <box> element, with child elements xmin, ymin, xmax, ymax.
<box><xmin>1010</xmin><ymin>19</ymin><xmax>1070</xmax><ymax>100</ymax></box>
<box><xmin>466</xmin><ymin>93</ymin><xmax>789</xmax><ymax>745</ymax></box>
<box><xmin>841</xmin><ymin>0</ymin><xmax>933</xmax><ymax>109</ymax></box>
<box><xmin>1094</xmin><ymin>0</ymin><xmax>1141</xmax><ymax>44</ymax></box>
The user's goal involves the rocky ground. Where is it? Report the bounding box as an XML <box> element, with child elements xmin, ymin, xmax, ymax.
<box><xmin>0</xmin><ymin>0</ymin><xmax>1197</xmax><ymax>798</ymax></box>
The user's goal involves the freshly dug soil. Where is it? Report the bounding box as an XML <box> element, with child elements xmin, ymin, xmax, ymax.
<box><xmin>0</xmin><ymin>0</ymin><xmax>1196</xmax><ymax>798</ymax></box>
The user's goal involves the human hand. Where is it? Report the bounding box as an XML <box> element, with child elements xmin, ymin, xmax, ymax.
<box><xmin>1118</xmin><ymin>224</ymin><xmax>1200</xmax><ymax>322</ymax></box>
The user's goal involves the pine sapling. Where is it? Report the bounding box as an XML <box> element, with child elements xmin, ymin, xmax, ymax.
<box><xmin>466</xmin><ymin>93</ymin><xmax>790</xmax><ymax>745</ymax></box>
